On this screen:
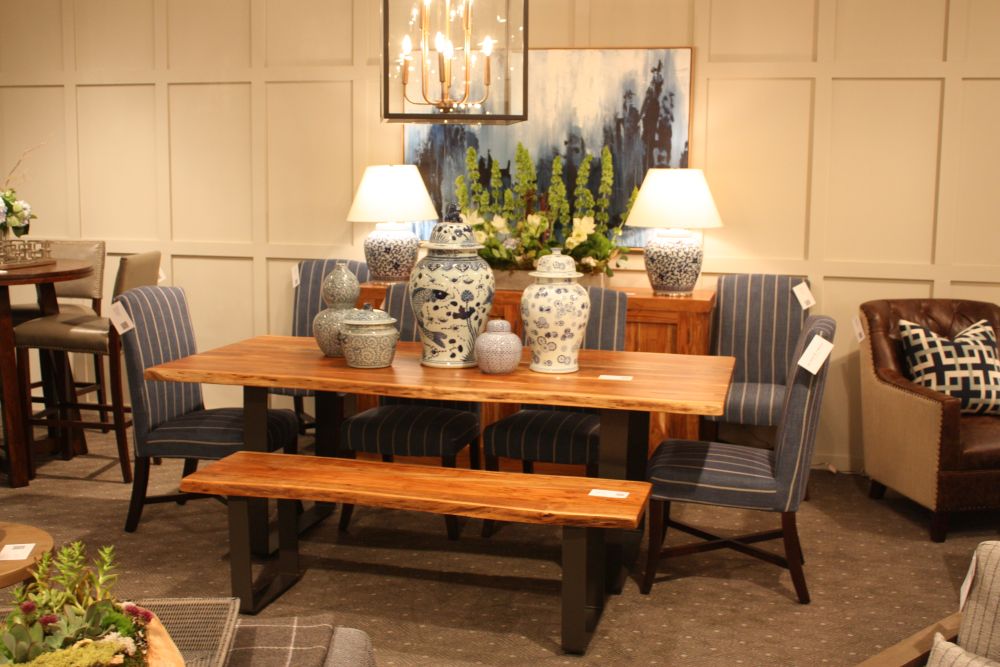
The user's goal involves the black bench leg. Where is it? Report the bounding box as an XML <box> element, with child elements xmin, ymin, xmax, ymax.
<box><xmin>229</xmin><ymin>497</ymin><xmax>302</xmax><ymax>614</ymax></box>
<box><xmin>561</xmin><ymin>526</ymin><xmax>605</xmax><ymax>655</ymax></box>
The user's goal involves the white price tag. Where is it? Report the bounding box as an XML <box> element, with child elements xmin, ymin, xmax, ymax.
<box><xmin>291</xmin><ymin>265</ymin><xmax>300</xmax><ymax>289</ymax></box>
<box><xmin>157</xmin><ymin>268</ymin><xmax>167</xmax><ymax>284</ymax></box>
<box><xmin>598</xmin><ymin>374</ymin><xmax>633</xmax><ymax>382</ymax></box>
<box><xmin>0</xmin><ymin>544</ymin><xmax>35</xmax><ymax>561</ymax></box>
<box><xmin>852</xmin><ymin>315</ymin><xmax>866</xmax><ymax>343</ymax></box>
<box><xmin>109</xmin><ymin>302</ymin><xmax>135</xmax><ymax>335</ymax></box>
<box><xmin>797</xmin><ymin>334</ymin><xmax>833</xmax><ymax>375</ymax></box>
<box><xmin>793</xmin><ymin>281</ymin><xmax>816</xmax><ymax>310</ymax></box>
<box><xmin>589</xmin><ymin>489</ymin><xmax>630</xmax><ymax>499</ymax></box>
<box><xmin>960</xmin><ymin>551</ymin><xmax>978</xmax><ymax>610</ymax></box>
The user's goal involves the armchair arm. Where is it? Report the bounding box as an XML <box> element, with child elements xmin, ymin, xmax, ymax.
<box><xmin>856</xmin><ymin>611</ymin><xmax>960</xmax><ymax>667</ymax></box>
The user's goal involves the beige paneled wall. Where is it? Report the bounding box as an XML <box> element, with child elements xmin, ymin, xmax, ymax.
<box><xmin>1</xmin><ymin>0</ymin><xmax>998</xmax><ymax>470</ymax></box>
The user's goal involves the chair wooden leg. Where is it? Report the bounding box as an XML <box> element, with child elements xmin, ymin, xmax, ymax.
<box><xmin>92</xmin><ymin>353</ymin><xmax>109</xmax><ymax>427</ymax></box>
<box><xmin>869</xmin><ymin>479</ymin><xmax>887</xmax><ymax>500</ymax></box>
<box><xmin>51</xmin><ymin>352</ymin><xmax>75</xmax><ymax>460</ymax></box>
<box><xmin>124</xmin><ymin>457</ymin><xmax>151</xmax><ymax>532</ymax></box>
<box><xmin>176</xmin><ymin>458</ymin><xmax>199</xmax><ymax>505</ymax></box>
<box><xmin>108</xmin><ymin>342</ymin><xmax>131</xmax><ymax>483</ymax></box>
<box><xmin>442</xmin><ymin>455</ymin><xmax>461</xmax><ymax>540</ymax></box>
<box><xmin>294</xmin><ymin>395</ymin><xmax>306</xmax><ymax>435</ymax></box>
<box><xmin>640</xmin><ymin>499</ymin><xmax>666</xmax><ymax>594</ymax></box>
<box><xmin>381</xmin><ymin>454</ymin><xmax>393</xmax><ymax>463</ymax></box>
<box><xmin>930</xmin><ymin>511</ymin><xmax>948</xmax><ymax>543</ymax></box>
<box><xmin>482</xmin><ymin>455</ymin><xmax>500</xmax><ymax>538</ymax></box>
<box><xmin>468</xmin><ymin>439</ymin><xmax>480</xmax><ymax>470</ymax></box>
<box><xmin>522</xmin><ymin>460</ymin><xmax>534</xmax><ymax>474</ymax></box>
<box><xmin>16</xmin><ymin>347</ymin><xmax>35</xmax><ymax>476</ymax></box>
<box><xmin>338</xmin><ymin>504</ymin><xmax>355</xmax><ymax>532</ymax></box>
<box><xmin>781</xmin><ymin>511</ymin><xmax>810</xmax><ymax>604</ymax></box>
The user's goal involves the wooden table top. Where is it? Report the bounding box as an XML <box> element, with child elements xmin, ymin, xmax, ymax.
<box><xmin>180</xmin><ymin>452</ymin><xmax>651</xmax><ymax>529</ymax></box>
<box><xmin>0</xmin><ymin>522</ymin><xmax>54</xmax><ymax>588</ymax></box>
<box><xmin>146</xmin><ymin>336</ymin><xmax>734</xmax><ymax>415</ymax></box>
<box><xmin>0</xmin><ymin>259</ymin><xmax>92</xmax><ymax>287</ymax></box>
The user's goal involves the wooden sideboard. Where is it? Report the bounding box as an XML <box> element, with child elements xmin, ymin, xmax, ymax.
<box><xmin>357</xmin><ymin>283</ymin><xmax>716</xmax><ymax>451</ymax></box>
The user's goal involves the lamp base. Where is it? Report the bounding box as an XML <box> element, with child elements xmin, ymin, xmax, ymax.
<box><xmin>644</xmin><ymin>229</ymin><xmax>703</xmax><ymax>297</ymax></box>
<box><xmin>364</xmin><ymin>222</ymin><xmax>419</xmax><ymax>283</ymax></box>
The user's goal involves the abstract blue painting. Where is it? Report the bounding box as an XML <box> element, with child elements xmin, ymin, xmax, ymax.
<box><xmin>404</xmin><ymin>48</ymin><xmax>692</xmax><ymax>246</ymax></box>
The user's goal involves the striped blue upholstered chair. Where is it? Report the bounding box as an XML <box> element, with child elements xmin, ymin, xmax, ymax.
<box><xmin>116</xmin><ymin>286</ymin><xmax>299</xmax><ymax>532</ymax></box>
<box><xmin>707</xmin><ymin>273</ymin><xmax>809</xmax><ymax>428</ymax></box>
<box><xmin>482</xmin><ymin>287</ymin><xmax>628</xmax><ymax>476</ymax></box>
<box><xmin>272</xmin><ymin>259</ymin><xmax>369</xmax><ymax>433</ymax></box>
<box><xmin>336</xmin><ymin>282</ymin><xmax>481</xmax><ymax>539</ymax></box>
<box><xmin>640</xmin><ymin>315</ymin><xmax>836</xmax><ymax>603</ymax></box>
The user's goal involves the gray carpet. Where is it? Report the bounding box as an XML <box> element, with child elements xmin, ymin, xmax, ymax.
<box><xmin>2</xmin><ymin>432</ymin><xmax>998</xmax><ymax>666</ymax></box>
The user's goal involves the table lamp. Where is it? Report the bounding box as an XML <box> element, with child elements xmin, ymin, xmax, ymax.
<box><xmin>347</xmin><ymin>165</ymin><xmax>439</xmax><ymax>283</ymax></box>
<box><xmin>624</xmin><ymin>168</ymin><xmax>723</xmax><ymax>296</ymax></box>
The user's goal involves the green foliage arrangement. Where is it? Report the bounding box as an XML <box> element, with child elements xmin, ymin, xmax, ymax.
<box><xmin>455</xmin><ymin>143</ymin><xmax>627</xmax><ymax>276</ymax></box>
<box><xmin>0</xmin><ymin>543</ymin><xmax>154</xmax><ymax>666</ymax></box>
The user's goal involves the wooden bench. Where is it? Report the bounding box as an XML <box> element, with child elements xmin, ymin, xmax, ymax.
<box><xmin>179</xmin><ymin>451</ymin><xmax>650</xmax><ymax>654</ymax></box>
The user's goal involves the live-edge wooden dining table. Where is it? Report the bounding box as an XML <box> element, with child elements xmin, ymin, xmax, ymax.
<box><xmin>145</xmin><ymin>336</ymin><xmax>735</xmax><ymax>586</ymax></box>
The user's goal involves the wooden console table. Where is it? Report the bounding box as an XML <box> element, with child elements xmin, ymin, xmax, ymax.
<box><xmin>357</xmin><ymin>283</ymin><xmax>716</xmax><ymax>449</ymax></box>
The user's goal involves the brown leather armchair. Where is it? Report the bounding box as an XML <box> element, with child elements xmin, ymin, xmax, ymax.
<box><xmin>859</xmin><ymin>299</ymin><xmax>1000</xmax><ymax>542</ymax></box>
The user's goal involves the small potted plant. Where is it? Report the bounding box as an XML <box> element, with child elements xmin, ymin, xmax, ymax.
<box><xmin>0</xmin><ymin>542</ymin><xmax>183</xmax><ymax>666</ymax></box>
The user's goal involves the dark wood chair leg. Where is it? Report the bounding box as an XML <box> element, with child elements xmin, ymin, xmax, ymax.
<box><xmin>781</xmin><ymin>511</ymin><xmax>810</xmax><ymax>604</ymax></box>
<box><xmin>869</xmin><ymin>479</ymin><xmax>887</xmax><ymax>499</ymax></box>
<box><xmin>640</xmin><ymin>499</ymin><xmax>666</xmax><ymax>594</ymax></box>
<box><xmin>294</xmin><ymin>395</ymin><xmax>307</xmax><ymax>435</ymax></box>
<box><xmin>15</xmin><ymin>347</ymin><xmax>35</xmax><ymax>476</ymax></box>
<box><xmin>338</xmin><ymin>504</ymin><xmax>355</xmax><ymax>532</ymax></box>
<box><xmin>92</xmin><ymin>353</ymin><xmax>109</xmax><ymax>427</ymax></box>
<box><xmin>930</xmin><ymin>511</ymin><xmax>948</xmax><ymax>543</ymax></box>
<box><xmin>108</xmin><ymin>340</ymin><xmax>132</xmax><ymax>483</ymax></box>
<box><xmin>124</xmin><ymin>457</ymin><xmax>151</xmax><ymax>532</ymax></box>
<box><xmin>522</xmin><ymin>460</ymin><xmax>534</xmax><ymax>474</ymax></box>
<box><xmin>468</xmin><ymin>439</ymin><xmax>480</xmax><ymax>470</ymax></box>
<box><xmin>176</xmin><ymin>458</ymin><xmax>199</xmax><ymax>505</ymax></box>
<box><xmin>381</xmin><ymin>454</ymin><xmax>393</xmax><ymax>463</ymax></box>
<box><xmin>482</xmin><ymin>455</ymin><xmax>500</xmax><ymax>538</ymax></box>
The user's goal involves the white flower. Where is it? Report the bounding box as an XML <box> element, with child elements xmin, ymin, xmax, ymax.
<box><xmin>582</xmin><ymin>257</ymin><xmax>598</xmax><ymax>267</ymax></box>
<box><xmin>0</xmin><ymin>198</ymin><xmax>7</xmax><ymax>217</ymax></box>
<box><xmin>461</xmin><ymin>211</ymin><xmax>485</xmax><ymax>228</ymax></box>
<box><xmin>571</xmin><ymin>216</ymin><xmax>595</xmax><ymax>237</ymax></box>
<box><xmin>525</xmin><ymin>214</ymin><xmax>543</xmax><ymax>233</ymax></box>
<box><xmin>490</xmin><ymin>215</ymin><xmax>509</xmax><ymax>233</ymax></box>
<box><xmin>564</xmin><ymin>235</ymin><xmax>582</xmax><ymax>250</ymax></box>
<box><xmin>473</xmin><ymin>229</ymin><xmax>488</xmax><ymax>244</ymax></box>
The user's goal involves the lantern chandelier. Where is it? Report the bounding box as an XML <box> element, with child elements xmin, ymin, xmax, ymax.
<box><xmin>381</xmin><ymin>0</ymin><xmax>528</xmax><ymax>124</ymax></box>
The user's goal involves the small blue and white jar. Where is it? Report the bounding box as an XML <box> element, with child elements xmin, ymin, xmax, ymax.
<box><xmin>408</xmin><ymin>208</ymin><xmax>495</xmax><ymax>368</ymax></box>
<box><xmin>643</xmin><ymin>230</ymin><xmax>703</xmax><ymax>296</ymax></box>
<box><xmin>313</xmin><ymin>261</ymin><xmax>360</xmax><ymax>357</ymax></box>
<box><xmin>340</xmin><ymin>304</ymin><xmax>399</xmax><ymax>369</ymax></box>
<box><xmin>365</xmin><ymin>223</ymin><xmax>419</xmax><ymax>284</ymax></box>
<box><xmin>475</xmin><ymin>320</ymin><xmax>522</xmax><ymax>374</ymax></box>
<box><xmin>521</xmin><ymin>250</ymin><xmax>590</xmax><ymax>374</ymax></box>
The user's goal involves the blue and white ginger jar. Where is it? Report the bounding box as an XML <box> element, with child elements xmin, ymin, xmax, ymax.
<box><xmin>312</xmin><ymin>261</ymin><xmax>360</xmax><ymax>357</ymax></box>
<box><xmin>521</xmin><ymin>249</ymin><xmax>590</xmax><ymax>374</ymax></box>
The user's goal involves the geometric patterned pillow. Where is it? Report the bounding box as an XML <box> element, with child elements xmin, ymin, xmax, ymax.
<box><xmin>899</xmin><ymin>319</ymin><xmax>1000</xmax><ymax>416</ymax></box>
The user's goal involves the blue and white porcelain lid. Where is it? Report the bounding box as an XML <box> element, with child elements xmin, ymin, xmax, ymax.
<box><xmin>342</xmin><ymin>303</ymin><xmax>397</xmax><ymax>326</ymax></box>
<box><xmin>529</xmin><ymin>249</ymin><xmax>582</xmax><ymax>278</ymax></box>
<box><xmin>422</xmin><ymin>220</ymin><xmax>484</xmax><ymax>251</ymax></box>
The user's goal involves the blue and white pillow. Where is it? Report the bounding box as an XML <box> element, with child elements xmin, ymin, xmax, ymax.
<box><xmin>899</xmin><ymin>319</ymin><xmax>1000</xmax><ymax>416</ymax></box>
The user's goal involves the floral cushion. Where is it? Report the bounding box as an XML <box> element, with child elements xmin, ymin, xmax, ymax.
<box><xmin>899</xmin><ymin>319</ymin><xmax>1000</xmax><ymax>415</ymax></box>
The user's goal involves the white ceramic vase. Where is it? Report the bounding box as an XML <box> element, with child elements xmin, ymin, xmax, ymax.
<box><xmin>521</xmin><ymin>250</ymin><xmax>590</xmax><ymax>374</ymax></box>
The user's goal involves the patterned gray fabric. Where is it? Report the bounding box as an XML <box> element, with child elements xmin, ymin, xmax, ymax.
<box><xmin>928</xmin><ymin>633</ymin><xmax>1000</xmax><ymax>667</ymax></box>
<box><xmin>341</xmin><ymin>404</ymin><xmax>479</xmax><ymax>457</ymax></box>
<box><xmin>708</xmin><ymin>273</ymin><xmax>808</xmax><ymax>426</ymax></box>
<box><xmin>960</xmin><ymin>541</ymin><xmax>1000</xmax><ymax>659</ymax></box>
<box><xmin>649</xmin><ymin>315</ymin><xmax>836</xmax><ymax>512</ymax></box>
<box><xmin>228</xmin><ymin>616</ymin><xmax>374</xmax><ymax>667</ymax></box>
<box><xmin>273</xmin><ymin>259</ymin><xmax>369</xmax><ymax>398</ymax></box>
<box><xmin>485</xmin><ymin>288</ymin><xmax>627</xmax><ymax>464</ymax></box>
<box><xmin>144</xmin><ymin>407</ymin><xmax>295</xmax><ymax>459</ymax></box>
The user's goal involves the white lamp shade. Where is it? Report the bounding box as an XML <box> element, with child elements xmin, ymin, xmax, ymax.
<box><xmin>346</xmin><ymin>165</ymin><xmax>439</xmax><ymax>223</ymax></box>
<box><xmin>624</xmin><ymin>168</ymin><xmax>723</xmax><ymax>230</ymax></box>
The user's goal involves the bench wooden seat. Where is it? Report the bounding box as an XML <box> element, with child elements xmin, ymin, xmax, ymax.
<box><xmin>180</xmin><ymin>451</ymin><xmax>651</xmax><ymax>654</ymax></box>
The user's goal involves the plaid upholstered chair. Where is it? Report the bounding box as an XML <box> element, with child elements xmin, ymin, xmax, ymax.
<box><xmin>272</xmin><ymin>259</ymin><xmax>369</xmax><ymax>433</ymax></box>
<box><xmin>641</xmin><ymin>315</ymin><xmax>835</xmax><ymax>603</ymax></box>
<box><xmin>336</xmin><ymin>282</ymin><xmax>481</xmax><ymax>539</ymax></box>
<box><xmin>706</xmin><ymin>273</ymin><xmax>809</xmax><ymax>429</ymax></box>
<box><xmin>116</xmin><ymin>286</ymin><xmax>298</xmax><ymax>532</ymax></box>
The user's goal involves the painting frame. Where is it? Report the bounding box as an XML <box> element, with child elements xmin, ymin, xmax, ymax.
<box><xmin>403</xmin><ymin>46</ymin><xmax>694</xmax><ymax>249</ymax></box>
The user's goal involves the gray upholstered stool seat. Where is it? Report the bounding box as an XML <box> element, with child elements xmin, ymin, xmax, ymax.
<box><xmin>14</xmin><ymin>312</ymin><xmax>110</xmax><ymax>354</ymax></box>
<box><xmin>341</xmin><ymin>404</ymin><xmax>479</xmax><ymax>457</ymax></box>
<box><xmin>11</xmin><ymin>302</ymin><xmax>95</xmax><ymax>324</ymax></box>
<box><xmin>483</xmin><ymin>409</ymin><xmax>600</xmax><ymax>465</ymax></box>
<box><xmin>647</xmin><ymin>440</ymin><xmax>778</xmax><ymax>510</ymax></box>
<box><xmin>145</xmin><ymin>407</ymin><xmax>298</xmax><ymax>459</ymax></box>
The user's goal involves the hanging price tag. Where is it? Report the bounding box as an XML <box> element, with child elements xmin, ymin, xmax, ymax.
<box><xmin>157</xmin><ymin>268</ymin><xmax>167</xmax><ymax>284</ymax></box>
<box><xmin>792</xmin><ymin>282</ymin><xmax>816</xmax><ymax>310</ymax></box>
<box><xmin>109</xmin><ymin>302</ymin><xmax>135</xmax><ymax>335</ymax></box>
<box><xmin>852</xmin><ymin>315</ymin><xmax>866</xmax><ymax>343</ymax></box>
<box><xmin>291</xmin><ymin>265</ymin><xmax>300</xmax><ymax>288</ymax></box>
<box><xmin>797</xmin><ymin>334</ymin><xmax>833</xmax><ymax>375</ymax></box>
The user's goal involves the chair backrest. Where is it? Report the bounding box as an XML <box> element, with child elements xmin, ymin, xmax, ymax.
<box><xmin>582</xmin><ymin>286</ymin><xmax>628</xmax><ymax>351</ymax></box>
<box><xmin>291</xmin><ymin>259</ymin><xmax>370</xmax><ymax>336</ymax></box>
<box><xmin>47</xmin><ymin>240</ymin><xmax>106</xmax><ymax>301</ymax></box>
<box><xmin>713</xmin><ymin>273</ymin><xmax>809</xmax><ymax>384</ymax></box>
<box><xmin>115</xmin><ymin>286</ymin><xmax>203</xmax><ymax>451</ymax></box>
<box><xmin>772</xmin><ymin>315</ymin><xmax>836</xmax><ymax>512</ymax></box>
<box><xmin>112</xmin><ymin>251</ymin><xmax>162</xmax><ymax>298</ymax></box>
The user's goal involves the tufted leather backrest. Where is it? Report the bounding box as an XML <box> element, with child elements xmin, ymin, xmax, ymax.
<box><xmin>860</xmin><ymin>299</ymin><xmax>1000</xmax><ymax>375</ymax></box>
<box><xmin>48</xmin><ymin>240</ymin><xmax>106</xmax><ymax>300</ymax></box>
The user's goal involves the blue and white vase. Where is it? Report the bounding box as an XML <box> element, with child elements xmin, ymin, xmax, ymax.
<box><xmin>340</xmin><ymin>304</ymin><xmax>399</xmax><ymax>369</ymax></box>
<box><xmin>408</xmin><ymin>208</ymin><xmax>494</xmax><ymax>368</ymax></box>
<box><xmin>312</xmin><ymin>261</ymin><xmax>360</xmax><ymax>357</ymax></box>
<box><xmin>364</xmin><ymin>223</ymin><xmax>419</xmax><ymax>283</ymax></box>
<box><xmin>475</xmin><ymin>319</ymin><xmax>522</xmax><ymax>374</ymax></box>
<box><xmin>521</xmin><ymin>249</ymin><xmax>590</xmax><ymax>374</ymax></box>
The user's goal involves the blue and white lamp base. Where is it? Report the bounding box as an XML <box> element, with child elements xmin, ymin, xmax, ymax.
<box><xmin>643</xmin><ymin>229</ymin><xmax>703</xmax><ymax>296</ymax></box>
<box><xmin>364</xmin><ymin>222</ymin><xmax>419</xmax><ymax>283</ymax></box>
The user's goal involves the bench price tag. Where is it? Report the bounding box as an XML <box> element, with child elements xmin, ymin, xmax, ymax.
<box><xmin>109</xmin><ymin>302</ymin><xmax>135</xmax><ymax>335</ymax></box>
<box><xmin>291</xmin><ymin>265</ymin><xmax>300</xmax><ymax>288</ymax></box>
<box><xmin>0</xmin><ymin>544</ymin><xmax>34</xmax><ymax>561</ymax></box>
<box><xmin>589</xmin><ymin>489</ymin><xmax>630</xmax><ymax>499</ymax></box>
<box><xmin>598</xmin><ymin>374</ymin><xmax>633</xmax><ymax>382</ymax></box>
<box><xmin>793</xmin><ymin>282</ymin><xmax>816</xmax><ymax>310</ymax></box>
<box><xmin>797</xmin><ymin>334</ymin><xmax>833</xmax><ymax>375</ymax></box>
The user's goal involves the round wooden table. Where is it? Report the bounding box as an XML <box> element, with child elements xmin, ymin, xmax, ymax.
<box><xmin>0</xmin><ymin>259</ymin><xmax>93</xmax><ymax>487</ymax></box>
<box><xmin>0</xmin><ymin>522</ymin><xmax>53</xmax><ymax>588</ymax></box>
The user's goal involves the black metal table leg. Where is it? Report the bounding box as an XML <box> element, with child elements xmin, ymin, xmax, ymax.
<box><xmin>561</xmin><ymin>526</ymin><xmax>605</xmax><ymax>654</ymax></box>
<box><xmin>242</xmin><ymin>387</ymin><xmax>271</xmax><ymax>556</ymax></box>
<box><xmin>229</xmin><ymin>496</ymin><xmax>302</xmax><ymax>615</ymax></box>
